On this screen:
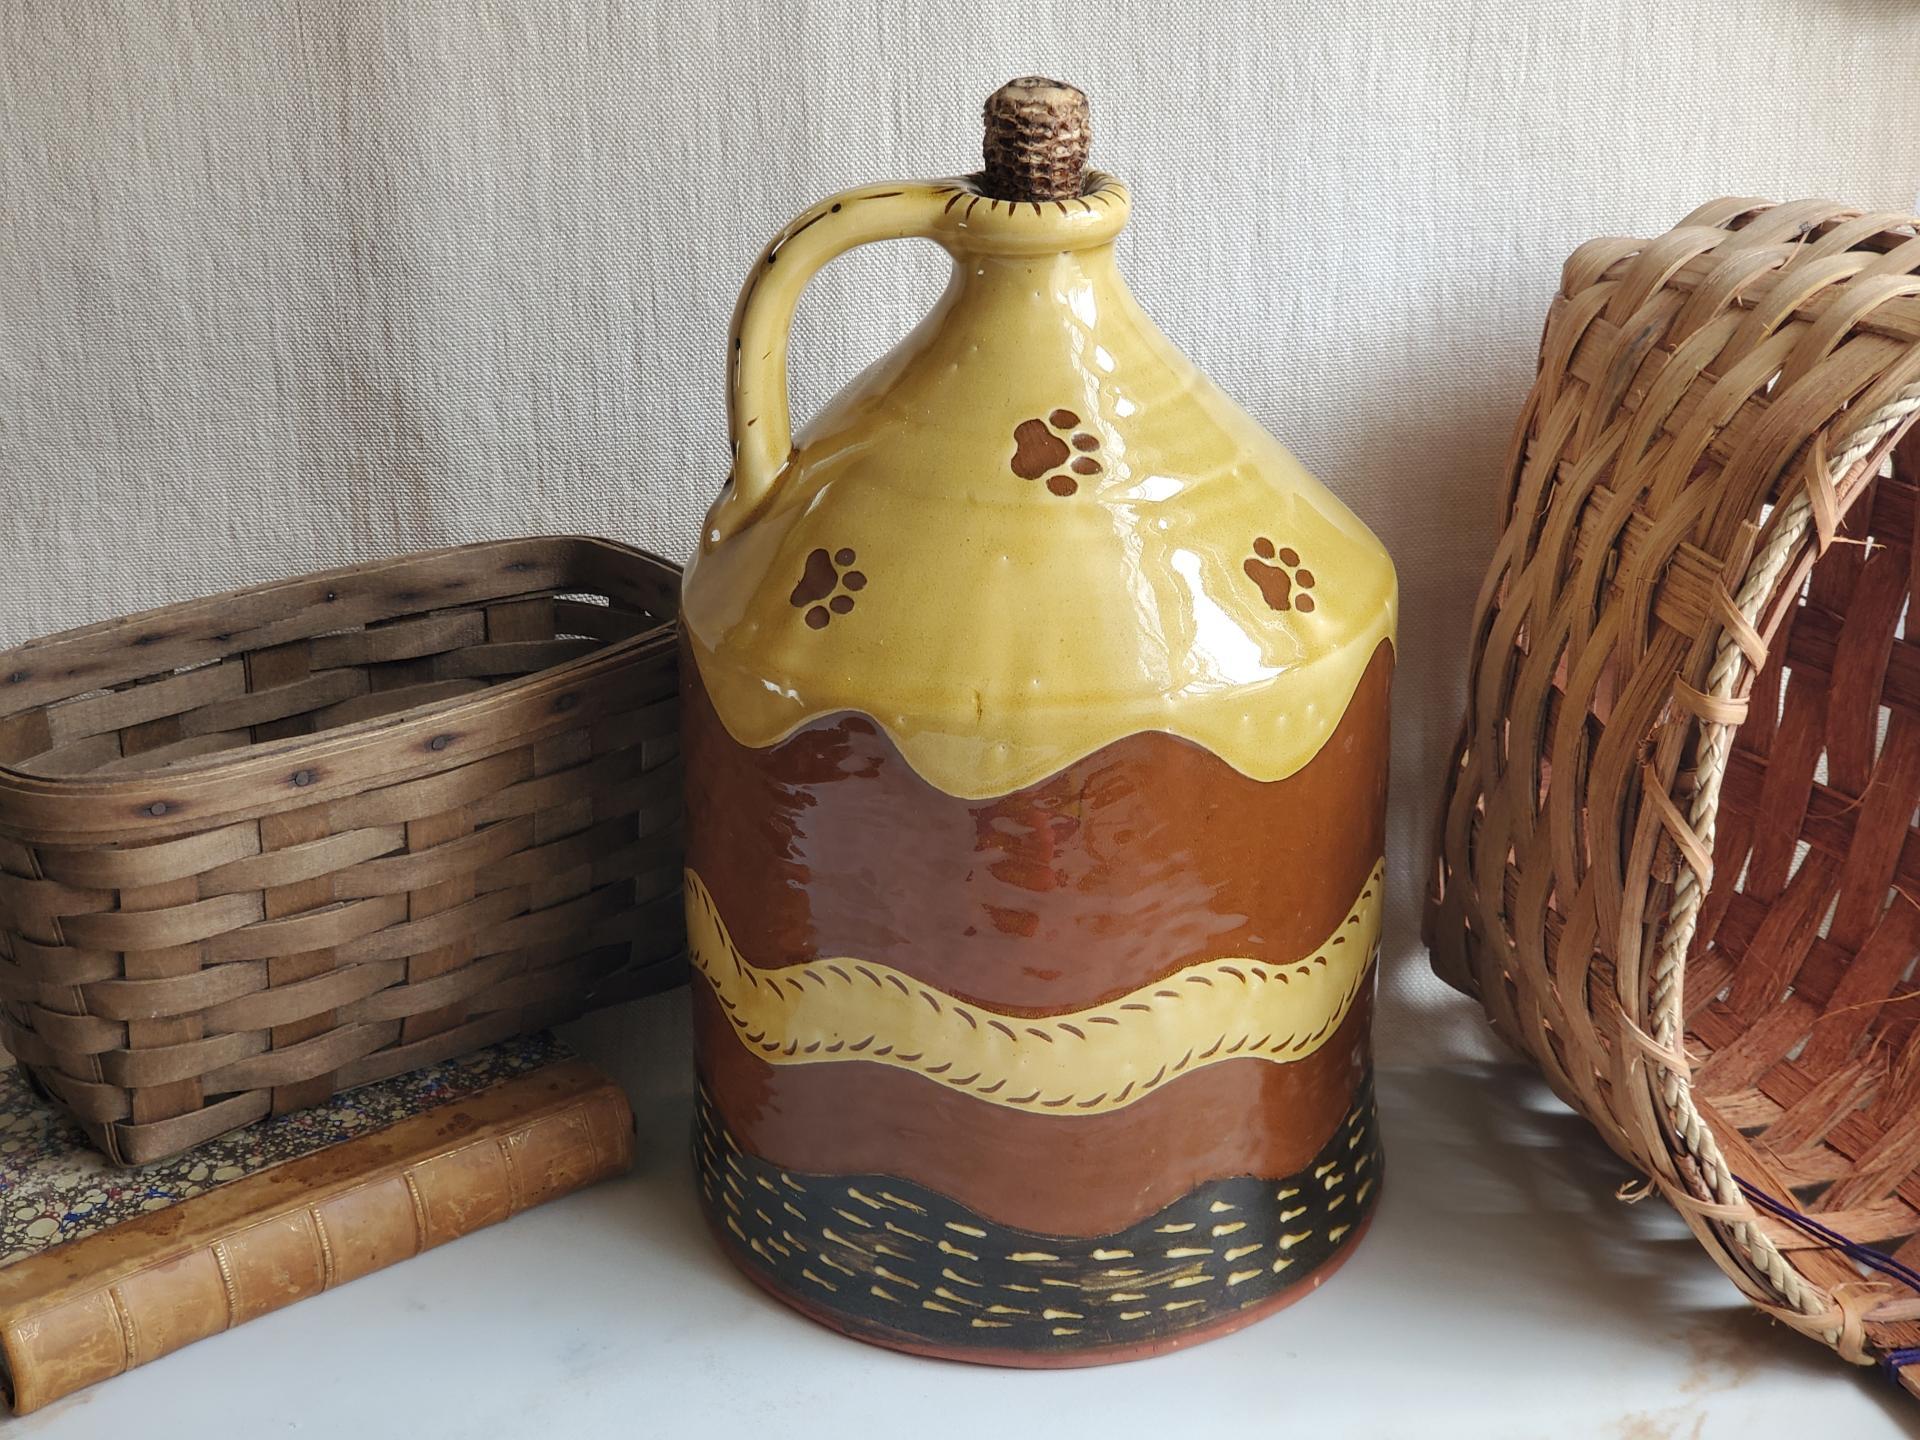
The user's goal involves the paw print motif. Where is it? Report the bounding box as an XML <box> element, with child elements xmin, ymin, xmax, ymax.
<box><xmin>1010</xmin><ymin>408</ymin><xmax>1105</xmax><ymax>496</ymax></box>
<box><xmin>789</xmin><ymin>547</ymin><xmax>865</xmax><ymax>630</ymax></box>
<box><xmin>1245</xmin><ymin>538</ymin><xmax>1316</xmax><ymax>613</ymax></box>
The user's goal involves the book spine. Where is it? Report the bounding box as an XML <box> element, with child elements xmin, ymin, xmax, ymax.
<box><xmin>1</xmin><ymin>1084</ymin><xmax>633</xmax><ymax>1415</ymax></box>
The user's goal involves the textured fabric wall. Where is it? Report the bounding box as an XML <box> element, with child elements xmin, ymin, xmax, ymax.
<box><xmin>4</xmin><ymin>0</ymin><xmax>1920</xmax><ymax>1061</ymax></box>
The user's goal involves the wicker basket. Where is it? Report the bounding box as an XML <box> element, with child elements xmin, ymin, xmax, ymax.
<box><xmin>1427</xmin><ymin>198</ymin><xmax>1920</xmax><ymax>1394</ymax></box>
<box><xmin>0</xmin><ymin>536</ymin><xmax>684</xmax><ymax>1163</ymax></box>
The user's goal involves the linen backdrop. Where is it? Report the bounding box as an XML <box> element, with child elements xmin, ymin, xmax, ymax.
<box><xmin>4</xmin><ymin>0</ymin><xmax>1920</xmax><ymax>1062</ymax></box>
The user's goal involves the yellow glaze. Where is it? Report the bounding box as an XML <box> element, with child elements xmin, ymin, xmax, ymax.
<box><xmin>688</xmin><ymin>860</ymin><xmax>1383</xmax><ymax>1115</ymax></box>
<box><xmin>683</xmin><ymin>174</ymin><xmax>1397</xmax><ymax>800</ymax></box>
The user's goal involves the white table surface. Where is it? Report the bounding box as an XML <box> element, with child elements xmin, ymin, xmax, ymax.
<box><xmin>12</xmin><ymin>991</ymin><xmax>1915</xmax><ymax>1440</ymax></box>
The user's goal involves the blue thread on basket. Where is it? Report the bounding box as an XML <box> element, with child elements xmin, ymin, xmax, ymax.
<box><xmin>1884</xmin><ymin>1347</ymin><xmax>1920</xmax><ymax>1379</ymax></box>
<box><xmin>1735</xmin><ymin>1173</ymin><xmax>1920</xmax><ymax>1385</ymax></box>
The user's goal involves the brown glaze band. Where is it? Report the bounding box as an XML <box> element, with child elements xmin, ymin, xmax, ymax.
<box><xmin>694</xmin><ymin>978</ymin><xmax>1372</xmax><ymax>1236</ymax></box>
<box><xmin>683</xmin><ymin>639</ymin><xmax>1393</xmax><ymax>1013</ymax></box>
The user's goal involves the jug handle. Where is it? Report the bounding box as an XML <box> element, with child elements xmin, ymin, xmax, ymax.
<box><xmin>707</xmin><ymin>181</ymin><xmax>953</xmax><ymax>548</ymax></box>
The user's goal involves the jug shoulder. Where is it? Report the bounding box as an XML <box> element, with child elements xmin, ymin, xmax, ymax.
<box><xmin>683</xmin><ymin>409</ymin><xmax>1395</xmax><ymax>800</ymax></box>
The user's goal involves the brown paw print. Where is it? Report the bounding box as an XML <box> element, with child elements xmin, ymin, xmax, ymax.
<box><xmin>1245</xmin><ymin>538</ymin><xmax>1316</xmax><ymax>613</ymax></box>
<box><xmin>1010</xmin><ymin>408</ymin><xmax>1104</xmax><ymax>496</ymax></box>
<box><xmin>789</xmin><ymin>547</ymin><xmax>865</xmax><ymax>630</ymax></box>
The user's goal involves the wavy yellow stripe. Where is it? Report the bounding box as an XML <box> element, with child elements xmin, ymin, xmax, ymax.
<box><xmin>687</xmin><ymin>860</ymin><xmax>1382</xmax><ymax>1115</ymax></box>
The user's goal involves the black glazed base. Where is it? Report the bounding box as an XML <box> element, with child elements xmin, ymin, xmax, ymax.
<box><xmin>695</xmin><ymin>1075</ymin><xmax>1381</xmax><ymax>1361</ymax></box>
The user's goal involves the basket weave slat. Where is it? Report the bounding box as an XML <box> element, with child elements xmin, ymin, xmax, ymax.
<box><xmin>1428</xmin><ymin>198</ymin><xmax>1920</xmax><ymax>1396</ymax></box>
<box><xmin>0</xmin><ymin>535</ymin><xmax>685</xmax><ymax>1163</ymax></box>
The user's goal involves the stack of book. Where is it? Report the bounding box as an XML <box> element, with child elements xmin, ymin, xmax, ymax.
<box><xmin>0</xmin><ymin>1032</ymin><xmax>632</xmax><ymax>1413</ymax></box>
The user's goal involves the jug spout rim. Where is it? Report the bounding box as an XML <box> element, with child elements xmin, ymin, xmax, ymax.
<box><xmin>927</xmin><ymin>171</ymin><xmax>1131</xmax><ymax>255</ymax></box>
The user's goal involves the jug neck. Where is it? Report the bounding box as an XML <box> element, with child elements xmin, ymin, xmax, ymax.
<box><xmin>946</xmin><ymin>240</ymin><xmax>1124</xmax><ymax>293</ymax></box>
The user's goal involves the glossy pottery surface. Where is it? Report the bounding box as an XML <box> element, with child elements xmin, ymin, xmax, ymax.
<box><xmin>682</xmin><ymin>92</ymin><xmax>1397</xmax><ymax>1363</ymax></box>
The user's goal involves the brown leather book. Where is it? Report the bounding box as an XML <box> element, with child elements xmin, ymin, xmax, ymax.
<box><xmin>0</xmin><ymin>1038</ymin><xmax>633</xmax><ymax>1414</ymax></box>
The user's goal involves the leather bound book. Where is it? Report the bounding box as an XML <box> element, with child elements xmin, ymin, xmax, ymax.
<box><xmin>0</xmin><ymin>1034</ymin><xmax>634</xmax><ymax>1414</ymax></box>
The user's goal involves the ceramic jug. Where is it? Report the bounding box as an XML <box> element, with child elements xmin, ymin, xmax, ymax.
<box><xmin>682</xmin><ymin>78</ymin><xmax>1396</xmax><ymax>1365</ymax></box>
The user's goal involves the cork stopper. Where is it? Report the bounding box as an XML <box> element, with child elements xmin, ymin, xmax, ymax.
<box><xmin>979</xmin><ymin>76</ymin><xmax>1091</xmax><ymax>201</ymax></box>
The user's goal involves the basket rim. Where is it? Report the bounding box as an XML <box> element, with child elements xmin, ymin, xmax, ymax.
<box><xmin>1635</xmin><ymin>401</ymin><xmax>1920</xmax><ymax>1353</ymax></box>
<box><xmin>0</xmin><ymin>533</ymin><xmax>679</xmax><ymax>826</ymax></box>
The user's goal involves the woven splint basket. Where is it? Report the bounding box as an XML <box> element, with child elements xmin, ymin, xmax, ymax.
<box><xmin>1428</xmin><ymin>198</ymin><xmax>1920</xmax><ymax>1395</ymax></box>
<box><xmin>0</xmin><ymin>536</ymin><xmax>684</xmax><ymax>1163</ymax></box>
